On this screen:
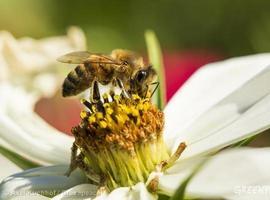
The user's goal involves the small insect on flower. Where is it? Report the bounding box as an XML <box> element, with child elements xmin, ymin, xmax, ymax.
<box><xmin>57</xmin><ymin>49</ymin><xmax>159</xmax><ymax>99</ymax></box>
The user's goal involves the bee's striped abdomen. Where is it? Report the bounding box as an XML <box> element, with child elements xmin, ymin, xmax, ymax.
<box><xmin>62</xmin><ymin>64</ymin><xmax>94</xmax><ymax>97</ymax></box>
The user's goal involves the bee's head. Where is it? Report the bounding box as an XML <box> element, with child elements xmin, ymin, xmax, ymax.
<box><xmin>131</xmin><ymin>65</ymin><xmax>157</xmax><ymax>89</ymax></box>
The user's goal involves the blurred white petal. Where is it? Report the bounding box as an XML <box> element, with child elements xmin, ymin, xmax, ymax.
<box><xmin>0</xmin><ymin>165</ymin><xmax>88</xmax><ymax>200</ymax></box>
<box><xmin>0</xmin><ymin>27</ymin><xmax>86</xmax><ymax>97</ymax></box>
<box><xmin>0</xmin><ymin>27</ymin><xmax>85</xmax><ymax>72</ymax></box>
<box><xmin>164</xmin><ymin>53</ymin><xmax>270</xmax><ymax>146</ymax></box>
<box><xmin>0</xmin><ymin>154</ymin><xmax>22</xmax><ymax>182</ymax></box>
<box><xmin>159</xmin><ymin>148</ymin><xmax>270</xmax><ymax>200</ymax></box>
<box><xmin>0</xmin><ymin>84</ymin><xmax>73</xmax><ymax>165</ymax></box>
<box><xmin>33</xmin><ymin>73</ymin><xmax>59</xmax><ymax>98</ymax></box>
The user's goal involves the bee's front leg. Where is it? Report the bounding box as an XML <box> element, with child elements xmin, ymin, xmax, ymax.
<box><xmin>115</xmin><ymin>78</ymin><xmax>130</xmax><ymax>99</ymax></box>
<box><xmin>91</xmin><ymin>80</ymin><xmax>101</xmax><ymax>103</ymax></box>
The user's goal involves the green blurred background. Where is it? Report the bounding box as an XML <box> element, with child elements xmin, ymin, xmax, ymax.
<box><xmin>1</xmin><ymin>0</ymin><xmax>270</xmax><ymax>56</ymax></box>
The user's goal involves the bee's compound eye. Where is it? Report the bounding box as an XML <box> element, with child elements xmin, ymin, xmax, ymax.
<box><xmin>136</xmin><ymin>70</ymin><xmax>147</xmax><ymax>83</ymax></box>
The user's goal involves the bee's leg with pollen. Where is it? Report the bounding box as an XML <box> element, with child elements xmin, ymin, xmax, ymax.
<box><xmin>75</xmin><ymin>153</ymin><xmax>101</xmax><ymax>184</ymax></box>
<box><xmin>116</xmin><ymin>78</ymin><xmax>130</xmax><ymax>99</ymax></box>
<box><xmin>96</xmin><ymin>174</ymin><xmax>109</xmax><ymax>196</ymax></box>
<box><xmin>65</xmin><ymin>142</ymin><xmax>78</xmax><ymax>177</ymax></box>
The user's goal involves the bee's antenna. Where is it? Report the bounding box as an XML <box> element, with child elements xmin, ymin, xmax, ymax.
<box><xmin>150</xmin><ymin>82</ymin><xmax>160</xmax><ymax>98</ymax></box>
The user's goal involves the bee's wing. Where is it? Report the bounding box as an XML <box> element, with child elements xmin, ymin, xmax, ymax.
<box><xmin>57</xmin><ymin>51</ymin><xmax>93</xmax><ymax>64</ymax></box>
<box><xmin>57</xmin><ymin>51</ymin><xmax>121</xmax><ymax>65</ymax></box>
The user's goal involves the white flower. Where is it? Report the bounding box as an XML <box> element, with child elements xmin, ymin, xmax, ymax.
<box><xmin>2</xmin><ymin>53</ymin><xmax>270</xmax><ymax>200</ymax></box>
<box><xmin>0</xmin><ymin>27</ymin><xmax>86</xmax><ymax>165</ymax></box>
<box><xmin>0</xmin><ymin>27</ymin><xmax>86</xmax><ymax>97</ymax></box>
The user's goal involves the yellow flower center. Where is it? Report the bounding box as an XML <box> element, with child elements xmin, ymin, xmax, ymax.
<box><xmin>72</xmin><ymin>94</ymin><xmax>170</xmax><ymax>190</ymax></box>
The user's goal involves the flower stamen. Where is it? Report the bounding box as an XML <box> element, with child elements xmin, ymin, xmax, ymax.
<box><xmin>146</xmin><ymin>142</ymin><xmax>187</xmax><ymax>193</ymax></box>
<box><xmin>69</xmin><ymin>94</ymin><xmax>171</xmax><ymax>190</ymax></box>
<box><xmin>160</xmin><ymin>142</ymin><xmax>187</xmax><ymax>171</ymax></box>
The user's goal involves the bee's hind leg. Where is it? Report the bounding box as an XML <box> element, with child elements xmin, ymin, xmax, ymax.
<box><xmin>65</xmin><ymin>145</ymin><xmax>100</xmax><ymax>184</ymax></box>
<box><xmin>75</xmin><ymin>153</ymin><xmax>100</xmax><ymax>184</ymax></box>
<box><xmin>65</xmin><ymin>142</ymin><xmax>78</xmax><ymax>177</ymax></box>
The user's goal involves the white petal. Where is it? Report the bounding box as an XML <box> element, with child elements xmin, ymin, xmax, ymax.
<box><xmin>127</xmin><ymin>183</ymin><xmax>157</xmax><ymax>200</ymax></box>
<box><xmin>167</xmin><ymin>64</ymin><xmax>270</xmax><ymax>158</ymax></box>
<box><xmin>0</xmin><ymin>84</ymin><xmax>73</xmax><ymax>165</ymax></box>
<box><xmin>160</xmin><ymin>148</ymin><xmax>270</xmax><ymax>200</ymax></box>
<box><xmin>0</xmin><ymin>113</ymin><xmax>73</xmax><ymax>165</ymax></box>
<box><xmin>104</xmin><ymin>187</ymin><xmax>129</xmax><ymax>200</ymax></box>
<box><xmin>52</xmin><ymin>184</ymin><xmax>98</xmax><ymax>200</ymax></box>
<box><xmin>158</xmin><ymin>157</ymin><xmax>204</xmax><ymax>196</ymax></box>
<box><xmin>0</xmin><ymin>154</ymin><xmax>22</xmax><ymax>182</ymax></box>
<box><xmin>0</xmin><ymin>165</ymin><xmax>88</xmax><ymax>200</ymax></box>
<box><xmin>181</xmin><ymin>92</ymin><xmax>270</xmax><ymax>160</ymax></box>
<box><xmin>103</xmin><ymin>183</ymin><xmax>157</xmax><ymax>200</ymax></box>
<box><xmin>164</xmin><ymin>53</ymin><xmax>270</xmax><ymax>145</ymax></box>
<box><xmin>36</xmin><ymin>26</ymin><xmax>86</xmax><ymax>58</ymax></box>
<box><xmin>33</xmin><ymin>73</ymin><xmax>59</xmax><ymax>98</ymax></box>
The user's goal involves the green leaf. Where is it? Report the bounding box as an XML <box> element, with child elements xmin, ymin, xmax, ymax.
<box><xmin>0</xmin><ymin>146</ymin><xmax>40</xmax><ymax>170</ymax></box>
<box><xmin>145</xmin><ymin>30</ymin><xmax>166</xmax><ymax>109</ymax></box>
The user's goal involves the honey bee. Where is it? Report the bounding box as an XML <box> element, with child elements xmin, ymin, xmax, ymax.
<box><xmin>57</xmin><ymin>49</ymin><xmax>158</xmax><ymax>99</ymax></box>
